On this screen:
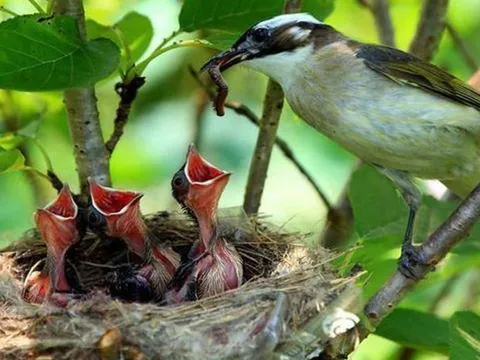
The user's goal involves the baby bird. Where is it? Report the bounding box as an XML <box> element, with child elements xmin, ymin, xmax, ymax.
<box><xmin>88</xmin><ymin>179</ymin><xmax>180</xmax><ymax>300</ymax></box>
<box><xmin>166</xmin><ymin>145</ymin><xmax>243</xmax><ymax>303</ymax></box>
<box><xmin>23</xmin><ymin>185</ymin><xmax>81</xmax><ymax>306</ymax></box>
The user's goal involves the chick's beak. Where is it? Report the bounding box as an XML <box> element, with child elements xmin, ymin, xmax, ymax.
<box><xmin>34</xmin><ymin>185</ymin><xmax>79</xmax><ymax>292</ymax></box>
<box><xmin>184</xmin><ymin>144</ymin><xmax>231</xmax><ymax>212</ymax></box>
<box><xmin>88</xmin><ymin>178</ymin><xmax>143</xmax><ymax>235</ymax></box>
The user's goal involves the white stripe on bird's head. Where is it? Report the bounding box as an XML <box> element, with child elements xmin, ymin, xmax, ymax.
<box><xmin>254</xmin><ymin>13</ymin><xmax>322</xmax><ymax>30</ymax></box>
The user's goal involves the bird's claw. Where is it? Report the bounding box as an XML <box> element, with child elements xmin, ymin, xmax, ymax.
<box><xmin>398</xmin><ymin>244</ymin><xmax>431</xmax><ymax>280</ymax></box>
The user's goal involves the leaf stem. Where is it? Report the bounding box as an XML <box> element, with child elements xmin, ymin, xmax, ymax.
<box><xmin>27</xmin><ymin>0</ymin><xmax>46</xmax><ymax>14</ymax></box>
<box><xmin>27</xmin><ymin>138</ymin><xmax>53</xmax><ymax>172</ymax></box>
<box><xmin>0</xmin><ymin>6</ymin><xmax>19</xmax><ymax>16</ymax></box>
<box><xmin>112</xmin><ymin>25</ymin><xmax>132</xmax><ymax>73</ymax></box>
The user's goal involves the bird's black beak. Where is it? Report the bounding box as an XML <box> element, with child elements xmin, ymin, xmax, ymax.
<box><xmin>200</xmin><ymin>46</ymin><xmax>256</xmax><ymax>73</ymax></box>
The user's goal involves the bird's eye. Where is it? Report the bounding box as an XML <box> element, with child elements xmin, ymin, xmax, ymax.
<box><xmin>171</xmin><ymin>171</ymin><xmax>188</xmax><ymax>192</ymax></box>
<box><xmin>87</xmin><ymin>207</ymin><xmax>106</xmax><ymax>229</ymax></box>
<box><xmin>250</xmin><ymin>27</ymin><xmax>269</xmax><ymax>42</ymax></box>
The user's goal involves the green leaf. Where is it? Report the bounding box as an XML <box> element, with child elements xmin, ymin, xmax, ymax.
<box><xmin>302</xmin><ymin>0</ymin><xmax>335</xmax><ymax>21</ymax></box>
<box><xmin>450</xmin><ymin>311</ymin><xmax>480</xmax><ymax>360</ymax></box>
<box><xmin>179</xmin><ymin>0</ymin><xmax>334</xmax><ymax>33</ymax></box>
<box><xmin>349</xmin><ymin>165</ymin><xmax>407</xmax><ymax>239</ymax></box>
<box><xmin>0</xmin><ymin>14</ymin><xmax>120</xmax><ymax>91</ymax></box>
<box><xmin>376</xmin><ymin>308</ymin><xmax>450</xmax><ymax>354</ymax></box>
<box><xmin>86</xmin><ymin>12</ymin><xmax>153</xmax><ymax>69</ymax></box>
<box><xmin>0</xmin><ymin>149</ymin><xmax>25</xmax><ymax>173</ymax></box>
<box><xmin>0</xmin><ymin>133</ymin><xmax>24</xmax><ymax>150</ymax></box>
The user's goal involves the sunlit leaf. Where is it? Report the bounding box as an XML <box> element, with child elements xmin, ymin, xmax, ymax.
<box><xmin>179</xmin><ymin>0</ymin><xmax>334</xmax><ymax>33</ymax></box>
<box><xmin>0</xmin><ymin>133</ymin><xmax>24</xmax><ymax>150</ymax></box>
<box><xmin>0</xmin><ymin>149</ymin><xmax>25</xmax><ymax>173</ymax></box>
<box><xmin>0</xmin><ymin>14</ymin><xmax>120</xmax><ymax>91</ymax></box>
<box><xmin>376</xmin><ymin>308</ymin><xmax>449</xmax><ymax>354</ymax></box>
<box><xmin>450</xmin><ymin>311</ymin><xmax>480</xmax><ymax>360</ymax></box>
<box><xmin>86</xmin><ymin>12</ymin><xmax>153</xmax><ymax>69</ymax></box>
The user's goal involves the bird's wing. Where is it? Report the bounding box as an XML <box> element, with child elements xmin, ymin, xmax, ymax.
<box><xmin>353</xmin><ymin>42</ymin><xmax>480</xmax><ymax>111</ymax></box>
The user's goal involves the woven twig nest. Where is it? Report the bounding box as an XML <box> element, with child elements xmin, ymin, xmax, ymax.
<box><xmin>0</xmin><ymin>211</ymin><xmax>361</xmax><ymax>359</ymax></box>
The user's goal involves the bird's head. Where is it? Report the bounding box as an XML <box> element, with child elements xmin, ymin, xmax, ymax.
<box><xmin>201</xmin><ymin>13</ymin><xmax>336</xmax><ymax>84</ymax></box>
<box><xmin>34</xmin><ymin>184</ymin><xmax>79</xmax><ymax>292</ymax></box>
<box><xmin>171</xmin><ymin>144</ymin><xmax>230</xmax><ymax>218</ymax></box>
<box><xmin>88</xmin><ymin>178</ymin><xmax>147</xmax><ymax>257</ymax></box>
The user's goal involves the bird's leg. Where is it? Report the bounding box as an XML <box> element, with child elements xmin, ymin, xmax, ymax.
<box><xmin>375</xmin><ymin>167</ymin><xmax>428</xmax><ymax>279</ymax></box>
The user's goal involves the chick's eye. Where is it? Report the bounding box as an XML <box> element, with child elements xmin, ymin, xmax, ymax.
<box><xmin>251</xmin><ymin>28</ymin><xmax>269</xmax><ymax>42</ymax></box>
<box><xmin>172</xmin><ymin>172</ymin><xmax>188</xmax><ymax>191</ymax></box>
<box><xmin>87</xmin><ymin>207</ymin><xmax>105</xmax><ymax>228</ymax></box>
<box><xmin>173</xmin><ymin>175</ymin><xmax>184</xmax><ymax>187</ymax></box>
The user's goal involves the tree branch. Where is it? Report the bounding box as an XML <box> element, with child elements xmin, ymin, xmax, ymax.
<box><xmin>409</xmin><ymin>0</ymin><xmax>449</xmax><ymax>60</ymax></box>
<box><xmin>54</xmin><ymin>0</ymin><xmax>111</xmax><ymax>198</ymax></box>
<box><xmin>371</xmin><ymin>0</ymin><xmax>395</xmax><ymax>47</ymax></box>
<box><xmin>243</xmin><ymin>0</ymin><xmax>303</xmax><ymax>215</ymax></box>
<box><xmin>446</xmin><ymin>23</ymin><xmax>479</xmax><ymax>73</ymax></box>
<box><xmin>243</xmin><ymin>81</ymin><xmax>284</xmax><ymax>214</ymax></box>
<box><xmin>105</xmin><ymin>76</ymin><xmax>146</xmax><ymax>155</ymax></box>
<box><xmin>189</xmin><ymin>67</ymin><xmax>332</xmax><ymax>210</ymax></box>
<box><xmin>364</xmin><ymin>182</ymin><xmax>480</xmax><ymax>325</ymax></box>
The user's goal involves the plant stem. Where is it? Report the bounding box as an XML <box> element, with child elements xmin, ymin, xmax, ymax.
<box><xmin>105</xmin><ymin>76</ymin><xmax>146</xmax><ymax>156</ymax></box>
<box><xmin>445</xmin><ymin>23</ymin><xmax>478</xmax><ymax>72</ymax></box>
<box><xmin>243</xmin><ymin>80</ymin><xmax>284</xmax><ymax>214</ymax></box>
<box><xmin>243</xmin><ymin>0</ymin><xmax>303</xmax><ymax>215</ymax></box>
<box><xmin>54</xmin><ymin>0</ymin><xmax>111</xmax><ymax>198</ymax></box>
<box><xmin>0</xmin><ymin>6</ymin><xmax>19</xmax><ymax>16</ymax></box>
<box><xmin>132</xmin><ymin>39</ymin><xmax>215</xmax><ymax>79</ymax></box>
<box><xmin>371</xmin><ymin>0</ymin><xmax>395</xmax><ymax>46</ymax></box>
<box><xmin>409</xmin><ymin>0</ymin><xmax>449</xmax><ymax>60</ymax></box>
<box><xmin>27</xmin><ymin>0</ymin><xmax>46</xmax><ymax>14</ymax></box>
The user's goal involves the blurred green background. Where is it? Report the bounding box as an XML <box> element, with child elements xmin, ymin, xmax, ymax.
<box><xmin>0</xmin><ymin>0</ymin><xmax>479</xmax><ymax>359</ymax></box>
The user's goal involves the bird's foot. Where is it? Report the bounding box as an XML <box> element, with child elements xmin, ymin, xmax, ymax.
<box><xmin>398</xmin><ymin>244</ymin><xmax>431</xmax><ymax>280</ymax></box>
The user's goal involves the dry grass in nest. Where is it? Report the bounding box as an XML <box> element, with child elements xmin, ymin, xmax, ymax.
<box><xmin>0</xmin><ymin>211</ymin><xmax>361</xmax><ymax>359</ymax></box>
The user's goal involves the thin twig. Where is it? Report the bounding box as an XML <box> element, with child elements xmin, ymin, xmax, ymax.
<box><xmin>54</xmin><ymin>0</ymin><xmax>111</xmax><ymax>197</ymax></box>
<box><xmin>0</xmin><ymin>6</ymin><xmax>19</xmax><ymax>16</ymax></box>
<box><xmin>188</xmin><ymin>67</ymin><xmax>332</xmax><ymax>210</ymax></box>
<box><xmin>105</xmin><ymin>76</ymin><xmax>146</xmax><ymax>156</ymax></box>
<box><xmin>409</xmin><ymin>0</ymin><xmax>449</xmax><ymax>60</ymax></box>
<box><xmin>445</xmin><ymin>23</ymin><xmax>479</xmax><ymax>72</ymax></box>
<box><xmin>364</xmin><ymin>182</ymin><xmax>480</xmax><ymax>325</ymax></box>
<box><xmin>27</xmin><ymin>0</ymin><xmax>46</xmax><ymax>14</ymax></box>
<box><xmin>371</xmin><ymin>0</ymin><xmax>395</xmax><ymax>46</ymax></box>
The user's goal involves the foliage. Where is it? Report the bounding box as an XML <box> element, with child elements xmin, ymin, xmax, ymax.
<box><xmin>0</xmin><ymin>0</ymin><xmax>479</xmax><ymax>359</ymax></box>
<box><xmin>0</xmin><ymin>14</ymin><xmax>119</xmax><ymax>90</ymax></box>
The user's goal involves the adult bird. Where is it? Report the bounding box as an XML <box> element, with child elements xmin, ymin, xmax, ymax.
<box><xmin>166</xmin><ymin>145</ymin><xmax>243</xmax><ymax>303</ymax></box>
<box><xmin>201</xmin><ymin>13</ymin><xmax>480</xmax><ymax>278</ymax></box>
<box><xmin>23</xmin><ymin>185</ymin><xmax>81</xmax><ymax>306</ymax></box>
<box><xmin>88</xmin><ymin>179</ymin><xmax>180</xmax><ymax>300</ymax></box>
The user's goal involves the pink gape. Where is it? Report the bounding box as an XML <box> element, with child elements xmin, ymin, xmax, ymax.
<box><xmin>23</xmin><ymin>185</ymin><xmax>80</xmax><ymax>307</ymax></box>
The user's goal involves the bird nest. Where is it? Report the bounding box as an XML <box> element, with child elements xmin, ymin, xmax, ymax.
<box><xmin>0</xmin><ymin>211</ymin><xmax>361</xmax><ymax>359</ymax></box>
